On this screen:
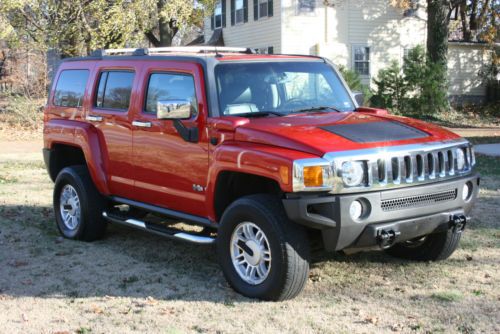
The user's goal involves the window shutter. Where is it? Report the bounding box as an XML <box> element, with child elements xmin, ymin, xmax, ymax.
<box><xmin>222</xmin><ymin>0</ymin><xmax>227</xmax><ymax>27</ymax></box>
<box><xmin>231</xmin><ymin>0</ymin><xmax>235</xmax><ymax>26</ymax></box>
<box><xmin>268</xmin><ymin>0</ymin><xmax>273</xmax><ymax>17</ymax></box>
<box><xmin>211</xmin><ymin>14</ymin><xmax>214</xmax><ymax>30</ymax></box>
<box><xmin>243</xmin><ymin>0</ymin><xmax>248</xmax><ymax>22</ymax></box>
<box><xmin>253</xmin><ymin>0</ymin><xmax>258</xmax><ymax>20</ymax></box>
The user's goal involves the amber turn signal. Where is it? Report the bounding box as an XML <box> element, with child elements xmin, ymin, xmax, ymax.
<box><xmin>303</xmin><ymin>166</ymin><xmax>323</xmax><ymax>187</ymax></box>
<box><xmin>279</xmin><ymin>166</ymin><xmax>289</xmax><ymax>185</ymax></box>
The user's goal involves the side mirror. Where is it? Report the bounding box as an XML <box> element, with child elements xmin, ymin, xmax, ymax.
<box><xmin>353</xmin><ymin>91</ymin><xmax>365</xmax><ymax>106</ymax></box>
<box><xmin>157</xmin><ymin>99</ymin><xmax>193</xmax><ymax>120</ymax></box>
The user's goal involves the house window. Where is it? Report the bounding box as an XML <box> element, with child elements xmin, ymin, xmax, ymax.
<box><xmin>253</xmin><ymin>0</ymin><xmax>273</xmax><ymax>20</ymax></box>
<box><xmin>214</xmin><ymin>1</ymin><xmax>223</xmax><ymax>29</ymax></box>
<box><xmin>353</xmin><ymin>46</ymin><xmax>370</xmax><ymax>76</ymax></box>
<box><xmin>235</xmin><ymin>0</ymin><xmax>244</xmax><ymax>23</ymax></box>
<box><xmin>297</xmin><ymin>0</ymin><xmax>316</xmax><ymax>15</ymax></box>
<box><xmin>259</xmin><ymin>0</ymin><xmax>268</xmax><ymax>18</ymax></box>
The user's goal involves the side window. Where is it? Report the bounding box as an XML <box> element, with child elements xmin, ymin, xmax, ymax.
<box><xmin>95</xmin><ymin>71</ymin><xmax>134</xmax><ymax>111</ymax></box>
<box><xmin>54</xmin><ymin>70</ymin><xmax>89</xmax><ymax>107</ymax></box>
<box><xmin>145</xmin><ymin>73</ymin><xmax>196</xmax><ymax>114</ymax></box>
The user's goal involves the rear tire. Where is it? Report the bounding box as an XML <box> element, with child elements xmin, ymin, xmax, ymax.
<box><xmin>53</xmin><ymin>166</ymin><xmax>107</xmax><ymax>241</ymax></box>
<box><xmin>385</xmin><ymin>229</ymin><xmax>462</xmax><ymax>261</ymax></box>
<box><xmin>217</xmin><ymin>194</ymin><xmax>310</xmax><ymax>301</ymax></box>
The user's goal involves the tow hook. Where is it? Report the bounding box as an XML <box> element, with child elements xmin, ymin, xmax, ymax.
<box><xmin>376</xmin><ymin>229</ymin><xmax>401</xmax><ymax>249</ymax></box>
<box><xmin>450</xmin><ymin>214</ymin><xmax>468</xmax><ymax>233</ymax></box>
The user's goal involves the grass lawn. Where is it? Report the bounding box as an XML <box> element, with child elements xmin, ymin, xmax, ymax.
<box><xmin>0</xmin><ymin>135</ymin><xmax>499</xmax><ymax>333</ymax></box>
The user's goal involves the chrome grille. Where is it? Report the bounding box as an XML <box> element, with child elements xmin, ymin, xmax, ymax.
<box><xmin>323</xmin><ymin>139</ymin><xmax>475</xmax><ymax>194</ymax></box>
<box><xmin>381</xmin><ymin>189</ymin><xmax>457</xmax><ymax>211</ymax></box>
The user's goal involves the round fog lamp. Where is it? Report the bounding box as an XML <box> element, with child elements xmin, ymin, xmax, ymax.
<box><xmin>462</xmin><ymin>182</ymin><xmax>472</xmax><ymax>201</ymax></box>
<box><xmin>456</xmin><ymin>148</ymin><xmax>466</xmax><ymax>171</ymax></box>
<box><xmin>349</xmin><ymin>200</ymin><xmax>363</xmax><ymax>220</ymax></box>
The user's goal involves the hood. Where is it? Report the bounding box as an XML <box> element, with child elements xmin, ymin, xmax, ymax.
<box><xmin>234</xmin><ymin>112</ymin><xmax>461</xmax><ymax>157</ymax></box>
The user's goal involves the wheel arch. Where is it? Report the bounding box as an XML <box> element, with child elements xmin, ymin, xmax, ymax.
<box><xmin>44</xmin><ymin>119</ymin><xmax>110</xmax><ymax>195</ymax></box>
<box><xmin>212</xmin><ymin>170</ymin><xmax>283</xmax><ymax>222</ymax></box>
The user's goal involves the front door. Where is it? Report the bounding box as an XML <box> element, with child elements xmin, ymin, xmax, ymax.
<box><xmin>87</xmin><ymin>65</ymin><xmax>137</xmax><ymax>199</ymax></box>
<box><xmin>130</xmin><ymin>62</ymin><xmax>209</xmax><ymax>218</ymax></box>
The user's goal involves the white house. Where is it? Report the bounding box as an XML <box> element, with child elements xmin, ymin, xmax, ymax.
<box><xmin>204</xmin><ymin>0</ymin><xmax>494</xmax><ymax>104</ymax></box>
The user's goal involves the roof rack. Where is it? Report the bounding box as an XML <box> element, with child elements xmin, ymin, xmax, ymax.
<box><xmin>90</xmin><ymin>46</ymin><xmax>255</xmax><ymax>57</ymax></box>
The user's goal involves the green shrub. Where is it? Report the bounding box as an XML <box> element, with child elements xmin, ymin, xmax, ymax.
<box><xmin>371</xmin><ymin>46</ymin><xmax>449</xmax><ymax>116</ymax></box>
<box><xmin>372</xmin><ymin>61</ymin><xmax>407</xmax><ymax>113</ymax></box>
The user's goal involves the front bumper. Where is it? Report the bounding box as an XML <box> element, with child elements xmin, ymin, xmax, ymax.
<box><xmin>282</xmin><ymin>173</ymin><xmax>480</xmax><ymax>251</ymax></box>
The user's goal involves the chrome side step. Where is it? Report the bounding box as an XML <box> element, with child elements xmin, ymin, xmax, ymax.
<box><xmin>102</xmin><ymin>212</ymin><xmax>215</xmax><ymax>245</ymax></box>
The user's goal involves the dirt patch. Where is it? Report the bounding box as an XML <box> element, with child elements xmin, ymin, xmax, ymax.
<box><xmin>0</xmin><ymin>146</ymin><xmax>499</xmax><ymax>334</ymax></box>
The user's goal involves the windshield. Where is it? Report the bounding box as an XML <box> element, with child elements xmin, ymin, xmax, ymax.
<box><xmin>215</xmin><ymin>61</ymin><xmax>355</xmax><ymax>116</ymax></box>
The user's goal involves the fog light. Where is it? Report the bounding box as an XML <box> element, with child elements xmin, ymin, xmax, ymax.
<box><xmin>462</xmin><ymin>182</ymin><xmax>473</xmax><ymax>201</ymax></box>
<box><xmin>349</xmin><ymin>200</ymin><xmax>363</xmax><ymax>220</ymax></box>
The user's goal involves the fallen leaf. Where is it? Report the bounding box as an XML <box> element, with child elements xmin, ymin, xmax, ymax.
<box><xmin>90</xmin><ymin>306</ymin><xmax>104</xmax><ymax>314</ymax></box>
<box><xmin>55</xmin><ymin>252</ymin><xmax>69</xmax><ymax>256</ymax></box>
<box><xmin>309</xmin><ymin>273</ymin><xmax>322</xmax><ymax>282</ymax></box>
<box><xmin>8</xmin><ymin>260</ymin><xmax>28</xmax><ymax>268</ymax></box>
<box><xmin>146</xmin><ymin>296</ymin><xmax>158</xmax><ymax>305</ymax></box>
<box><xmin>466</xmin><ymin>255</ymin><xmax>473</xmax><ymax>261</ymax></box>
<box><xmin>365</xmin><ymin>316</ymin><xmax>379</xmax><ymax>325</ymax></box>
<box><xmin>21</xmin><ymin>313</ymin><xmax>28</xmax><ymax>322</ymax></box>
<box><xmin>390</xmin><ymin>323</ymin><xmax>404</xmax><ymax>332</ymax></box>
<box><xmin>52</xmin><ymin>331</ymin><xmax>71</xmax><ymax>334</ymax></box>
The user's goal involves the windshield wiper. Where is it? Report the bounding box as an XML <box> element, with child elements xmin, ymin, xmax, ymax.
<box><xmin>290</xmin><ymin>106</ymin><xmax>342</xmax><ymax>113</ymax></box>
<box><xmin>235</xmin><ymin>111</ymin><xmax>284</xmax><ymax>118</ymax></box>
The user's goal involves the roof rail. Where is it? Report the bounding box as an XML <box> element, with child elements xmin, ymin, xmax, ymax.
<box><xmin>90</xmin><ymin>46</ymin><xmax>255</xmax><ymax>57</ymax></box>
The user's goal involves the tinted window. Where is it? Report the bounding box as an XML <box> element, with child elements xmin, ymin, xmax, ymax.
<box><xmin>95</xmin><ymin>71</ymin><xmax>134</xmax><ymax>110</ymax></box>
<box><xmin>145</xmin><ymin>73</ymin><xmax>196</xmax><ymax>114</ymax></box>
<box><xmin>54</xmin><ymin>70</ymin><xmax>89</xmax><ymax>107</ymax></box>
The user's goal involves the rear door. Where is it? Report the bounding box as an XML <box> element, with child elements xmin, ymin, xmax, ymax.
<box><xmin>87</xmin><ymin>63</ymin><xmax>137</xmax><ymax>198</ymax></box>
<box><xmin>130</xmin><ymin>61</ymin><xmax>210</xmax><ymax>217</ymax></box>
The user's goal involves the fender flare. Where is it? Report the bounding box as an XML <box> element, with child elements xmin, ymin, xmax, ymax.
<box><xmin>44</xmin><ymin>119</ymin><xmax>110</xmax><ymax>195</ymax></box>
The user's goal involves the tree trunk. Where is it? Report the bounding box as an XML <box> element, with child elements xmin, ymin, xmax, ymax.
<box><xmin>426</xmin><ymin>0</ymin><xmax>450</xmax><ymax>65</ymax></box>
<box><xmin>459</xmin><ymin>2</ymin><xmax>471</xmax><ymax>42</ymax></box>
<box><xmin>158</xmin><ymin>18</ymin><xmax>175</xmax><ymax>46</ymax></box>
<box><xmin>156</xmin><ymin>0</ymin><xmax>178</xmax><ymax>47</ymax></box>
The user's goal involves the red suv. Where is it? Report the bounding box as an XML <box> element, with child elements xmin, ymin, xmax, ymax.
<box><xmin>43</xmin><ymin>47</ymin><xmax>479</xmax><ymax>300</ymax></box>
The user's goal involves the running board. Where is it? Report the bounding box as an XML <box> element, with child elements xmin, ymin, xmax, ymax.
<box><xmin>102</xmin><ymin>212</ymin><xmax>215</xmax><ymax>245</ymax></box>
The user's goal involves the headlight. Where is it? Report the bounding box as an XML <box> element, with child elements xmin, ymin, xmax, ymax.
<box><xmin>341</xmin><ymin>161</ymin><xmax>365</xmax><ymax>187</ymax></box>
<box><xmin>293</xmin><ymin>158</ymin><xmax>334</xmax><ymax>192</ymax></box>
<box><xmin>456</xmin><ymin>148</ymin><xmax>465</xmax><ymax>171</ymax></box>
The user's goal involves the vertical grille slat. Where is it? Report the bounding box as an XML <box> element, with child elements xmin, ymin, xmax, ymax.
<box><xmin>449</xmin><ymin>149</ymin><xmax>456</xmax><ymax>176</ymax></box>
<box><xmin>398</xmin><ymin>156</ymin><xmax>406</xmax><ymax>184</ymax></box>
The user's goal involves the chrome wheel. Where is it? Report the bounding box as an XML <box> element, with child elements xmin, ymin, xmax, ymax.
<box><xmin>230</xmin><ymin>222</ymin><xmax>272</xmax><ymax>285</ymax></box>
<box><xmin>59</xmin><ymin>184</ymin><xmax>81</xmax><ymax>230</ymax></box>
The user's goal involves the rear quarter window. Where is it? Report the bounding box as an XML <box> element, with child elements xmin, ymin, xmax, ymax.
<box><xmin>53</xmin><ymin>70</ymin><xmax>89</xmax><ymax>107</ymax></box>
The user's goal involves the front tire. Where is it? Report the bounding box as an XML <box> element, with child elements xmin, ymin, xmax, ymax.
<box><xmin>385</xmin><ymin>229</ymin><xmax>462</xmax><ymax>261</ymax></box>
<box><xmin>53</xmin><ymin>166</ymin><xmax>107</xmax><ymax>241</ymax></box>
<box><xmin>217</xmin><ymin>194</ymin><xmax>310</xmax><ymax>301</ymax></box>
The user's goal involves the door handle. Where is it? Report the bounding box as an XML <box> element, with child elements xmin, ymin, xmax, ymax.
<box><xmin>132</xmin><ymin>120</ymin><xmax>152</xmax><ymax>128</ymax></box>
<box><xmin>86</xmin><ymin>115</ymin><xmax>103</xmax><ymax>122</ymax></box>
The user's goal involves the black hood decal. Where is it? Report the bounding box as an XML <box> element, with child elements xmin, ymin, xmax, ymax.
<box><xmin>320</xmin><ymin>121</ymin><xmax>429</xmax><ymax>143</ymax></box>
